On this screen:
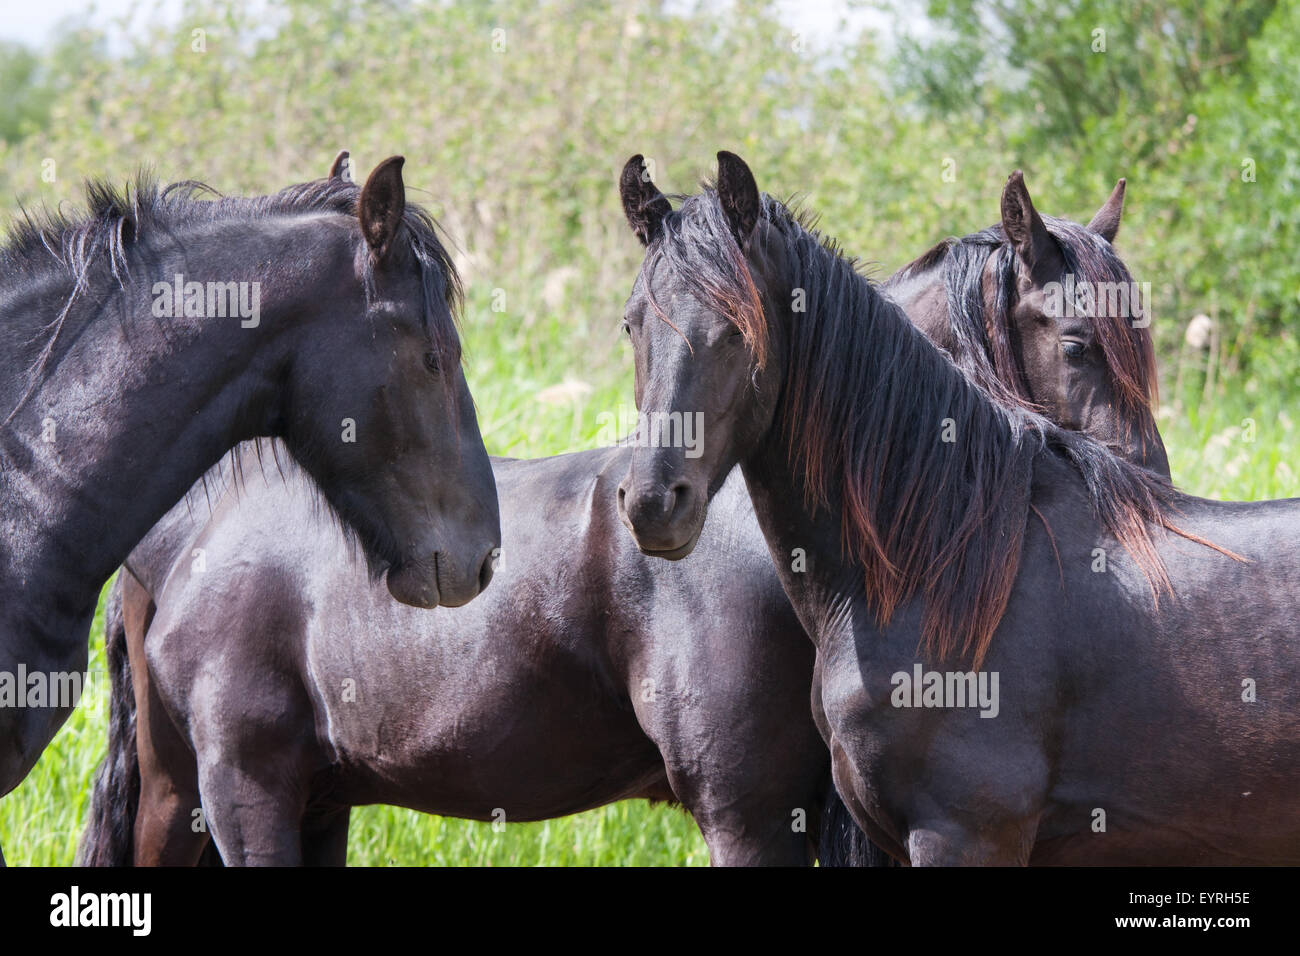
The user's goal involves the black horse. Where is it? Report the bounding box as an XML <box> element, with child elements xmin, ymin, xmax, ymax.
<box><xmin>883</xmin><ymin>172</ymin><xmax>1167</xmax><ymax>477</ymax></box>
<box><xmin>80</xmin><ymin>159</ymin><xmax>1168</xmax><ymax>866</ymax></box>
<box><xmin>617</xmin><ymin>150</ymin><xmax>1300</xmax><ymax>865</ymax></box>
<box><xmin>0</xmin><ymin>158</ymin><xmax>500</xmax><ymax>863</ymax></box>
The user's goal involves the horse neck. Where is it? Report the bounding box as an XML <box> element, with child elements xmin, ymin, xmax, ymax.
<box><xmin>0</xmin><ymin>216</ymin><xmax>347</xmax><ymax>645</ymax></box>
<box><xmin>740</xmin><ymin>244</ymin><xmax>1030</xmax><ymax>650</ymax></box>
<box><xmin>738</xmin><ymin>448</ymin><xmax>864</xmax><ymax>650</ymax></box>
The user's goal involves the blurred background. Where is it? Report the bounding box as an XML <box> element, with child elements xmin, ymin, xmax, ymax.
<box><xmin>1</xmin><ymin>0</ymin><xmax>1296</xmax><ymax>864</ymax></box>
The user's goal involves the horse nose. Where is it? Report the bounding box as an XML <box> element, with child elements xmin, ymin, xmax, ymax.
<box><xmin>617</xmin><ymin>477</ymin><xmax>696</xmax><ymax>543</ymax></box>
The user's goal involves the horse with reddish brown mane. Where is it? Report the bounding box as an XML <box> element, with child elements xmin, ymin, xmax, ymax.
<box><xmin>617</xmin><ymin>151</ymin><xmax>1297</xmax><ymax>866</ymax></box>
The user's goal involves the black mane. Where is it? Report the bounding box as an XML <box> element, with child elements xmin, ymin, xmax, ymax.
<box><xmin>3</xmin><ymin>173</ymin><xmax>460</xmax><ymax>311</ymax></box>
<box><xmin>1</xmin><ymin>172</ymin><xmax>462</xmax><ymax>427</ymax></box>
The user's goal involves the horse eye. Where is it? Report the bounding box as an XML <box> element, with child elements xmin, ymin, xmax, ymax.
<box><xmin>1061</xmin><ymin>340</ymin><xmax>1087</xmax><ymax>359</ymax></box>
<box><xmin>423</xmin><ymin>351</ymin><xmax>441</xmax><ymax>374</ymax></box>
<box><xmin>621</xmin><ymin>319</ymin><xmax>631</xmax><ymax>336</ymax></box>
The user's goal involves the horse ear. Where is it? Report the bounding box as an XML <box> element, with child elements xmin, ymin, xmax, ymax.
<box><xmin>716</xmin><ymin>151</ymin><xmax>760</xmax><ymax>246</ymax></box>
<box><xmin>1087</xmin><ymin>177</ymin><xmax>1126</xmax><ymax>243</ymax></box>
<box><xmin>359</xmin><ymin>156</ymin><xmax>406</xmax><ymax>259</ymax></box>
<box><xmin>620</xmin><ymin>155</ymin><xmax>671</xmax><ymax>246</ymax></box>
<box><xmin>328</xmin><ymin>149</ymin><xmax>353</xmax><ymax>183</ymax></box>
<box><xmin>1000</xmin><ymin>170</ymin><xmax>1053</xmax><ymax>269</ymax></box>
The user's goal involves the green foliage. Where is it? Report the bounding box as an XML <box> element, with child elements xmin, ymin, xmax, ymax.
<box><xmin>0</xmin><ymin>44</ymin><xmax>51</xmax><ymax>144</ymax></box>
<box><xmin>896</xmin><ymin>0</ymin><xmax>1276</xmax><ymax>150</ymax></box>
<box><xmin>0</xmin><ymin>23</ymin><xmax>109</xmax><ymax>146</ymax></box>
<box><xmin>888</xmin><ymin>0</ymin><xmax>1299</xmax><ymax>360</ymax></box>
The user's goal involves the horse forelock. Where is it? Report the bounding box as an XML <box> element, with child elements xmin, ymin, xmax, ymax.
<box><xmin>642</xmin><ymin>188</ymin><xmax>768</xmax><ymax>367</ymax></box>
<box><xmin>930</xmin><ymin>214</ymin><xmax>1160</xmax><ymax>437</ymax></box>
<box><xmin>965</xmin><ymin>217</ymin><xmax>1158</xmax><ymax>415</ymax></box>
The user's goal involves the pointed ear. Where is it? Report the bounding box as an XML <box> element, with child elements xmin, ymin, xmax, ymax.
<box><xmin>716</xmin><ymin>150</ymin><xmax>760</xmax><ymax>246</ymax></box>
<box><xmin>1087</xmin><ymin>177</ymin><xmax>1126</xmax><ymax>243</ymax></box>
<box><xmin>359</xmin><ymin>156</ymin><xmax>406</xmax><ymax>259</ymax></box>
<box><xmin>1000</xmin><ymin>170</ymin><xmax>1054</xmax><ymax>269</ymax></box>
<box><xmin>328</xmin><ymin>149</ymin><xmax>353</xmax><ymax>183</ymax></box>
<box><xmin>620</xmin><ymin>155</ymin><xmax>671</xmax><ymax>246</ymax></box>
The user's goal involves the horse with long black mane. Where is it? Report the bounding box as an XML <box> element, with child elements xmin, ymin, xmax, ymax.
<box><xmin>885</xmin><ymin>173</ymin><xmax>1167</xmax><ymax>476</ymax></box>
<box><xmin>617</xmin><ymin>151</ymin><xmax>1300</xmax><ymax>865</ymax></box>
<box><xmin>79</xmin><ymin>155</ymin><xmax>1169</xmax><ymax>866</ymax></box>
<box><xmin>0</xmin><ymin>157</ymin><xmax>501</xmax><ymax>863</ymax></box>
<box><xmin>823</xmin><ymin>169</ymin><xmax>1169</xmax><ymax>862</ymax></box>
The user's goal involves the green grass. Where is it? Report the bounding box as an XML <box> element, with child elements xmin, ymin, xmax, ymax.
<box><xmin>1</xmin><ymin>304</ymin><xmax>1296</xmax><ymax>865</ymax></box>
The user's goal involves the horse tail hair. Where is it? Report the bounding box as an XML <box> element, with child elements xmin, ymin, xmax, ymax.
<box><xmin>77</xmin><ymin>574</ymin><xmax>140</xmax><ymax>866</ymax></box>
<box><xmin>818</xmin><ymin>780</ymin><xmax>897</xmax><ymax>867</ymax></box>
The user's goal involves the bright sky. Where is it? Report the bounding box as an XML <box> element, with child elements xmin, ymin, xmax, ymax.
<box><xmin>5</xmin><ymin>0</ymin><xmax>116</xmax><ymax>44</ymax></box>
<box><xmin>1</xmin><ymin>0</ymin><xmax>892</xmax><ymax>48</ymax></box>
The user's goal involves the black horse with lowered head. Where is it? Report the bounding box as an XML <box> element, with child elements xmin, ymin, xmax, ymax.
<box><xmin>0</xmin><ymin>157</ymin><xmax>500</xmax><ymax>863</ymax></box>
<box><xmin>617</xmin><ymin>151</ymin><xmax>1300</xmax><ymax>865</ymax></box>
<box><xmin>884</xmin><ymin>172</ymin><xmax>1167</xmax><ymax>476</ymax></box>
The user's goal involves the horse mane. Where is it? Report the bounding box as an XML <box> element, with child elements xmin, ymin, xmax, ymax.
<box><xmin>1</xmin><ymin>171</ymin><xmax>463</xmax><ymax>428</ymax></box>
<box><xmin>896</xmin><ymin>238</ymin><xmax>950</xmax><ymax>278</ymax></box>
<box><xmin>896</xmin><ymin>218</ymin><xmax>1160</xmax><ymax>439</ymax></box>
<box><xmin>175</xmin><ymin>435</ymin><xmax>403</xmax><ymax>583</ymax></box>
<box><xmin>649</xmin><ymin>187</ymin><xmax>1189</xmax><ymax>670</ymax></box>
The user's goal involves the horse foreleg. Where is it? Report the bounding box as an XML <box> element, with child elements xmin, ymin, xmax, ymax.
<box><xmin>134</xmin><ymin>641</ymin><xmax>210</xmax><ymax>866</ymax></box>
<box><xmin>132</xmin><ymin>748</ymin><xmax>214</xmax><ymax>868</ymax></box>
<box><xmin>135</xmin><ymin>786</ymin><xmax>210</xmax><ymax>866</ymax></box>
<box><xmin>197</xmin><ymin>762</ymin><xmax>307</xmax><ymax>867</ymax></box>
<box><xmin>694</xmin><ymin>811</ymin><xmax>814</xmax><ymax>866</ymax></box>
<box><xmin>666</xmin><ymin>766</ymin><xmax>818</xmax><ymax>865</ymax></box>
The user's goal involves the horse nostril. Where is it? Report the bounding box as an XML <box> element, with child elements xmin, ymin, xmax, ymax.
<box><xmin>478</xmin><ymin>551</ymin><xmax>496</xmax><ymax>593</ymax></box>
<box><xmin>667</xmin><ymin>481</ymin><xmax>693</xmax><ymax>522</ymax></box>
